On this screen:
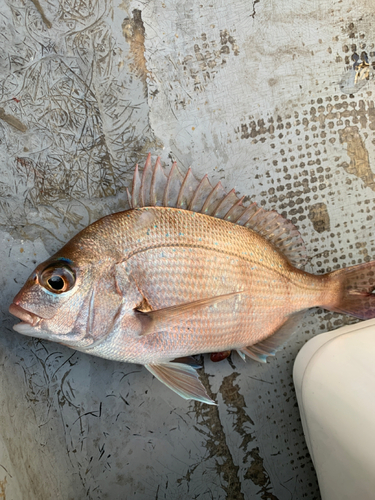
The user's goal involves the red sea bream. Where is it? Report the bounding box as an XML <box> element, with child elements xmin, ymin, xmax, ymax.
<box><xmin>9</xmin><ymin>154</ymin><xmax>375</xmax><ymax>404</ymax></box>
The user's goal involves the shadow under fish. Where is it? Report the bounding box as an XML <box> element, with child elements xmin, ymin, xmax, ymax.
<box><xmin>9</xmin><ymin>154</ymin><xmax>375</xmax><ymax>404</ymax></box>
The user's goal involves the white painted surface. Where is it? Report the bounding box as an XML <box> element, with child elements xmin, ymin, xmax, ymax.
<box><xmin>0</xmin><ymin>0</ymin><xmax>375</xmax><ymax>498</ymax></box>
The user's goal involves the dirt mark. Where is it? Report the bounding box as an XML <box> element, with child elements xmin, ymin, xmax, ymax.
<box><xmin>245</xmin><ymin>448</ymin><xmax>279</xmax><ymax>500</ymax></box>
<box><xmin>193</xmin><ymin>369</ymin><xmax>244</xmax><ymax>500</ymax></box>
<box><xmin>308</xmin><ymin>202</ymin><xmax>330</xmax><ymax>233</ymax></box>
<box><xmin>0</xmin><ymin>476</ymin><xmax>6</xmax><ymax>500</ymax></box>
<box><xmin>339</xmin><ymin>125</ymin><xmax>375</xmax><ymax>190</ymax></box>
<box><xmin>180</xmin><ymin>29</ymin><xmax>239</xmax><ymax>93</ymax></box>
<box><xmin>0</xmin><ymin>108</ymin><xmax>27</xmax><ymax>132</ymax></box>
<box><xmin>220</xmin><ymin>372</ymin><xmax>255</xmax><ymax>459</ymax></box>
<box><xmin>122</xmin><ymin>10</ymin><xmax>148</xmax><ymax>93</ymax></box>
<box><xmin>220</xmin><ymin>373</ymin><xmax>279</xmax><ymax>499</ymax></box>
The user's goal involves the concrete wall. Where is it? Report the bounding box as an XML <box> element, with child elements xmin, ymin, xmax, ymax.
<box><xmin>1</xmin><ymin>0</ymin><xmax>375</xmax><ymax>498</ymax></box>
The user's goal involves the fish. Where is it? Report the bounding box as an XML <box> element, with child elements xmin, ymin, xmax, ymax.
<box><xmin>9</xmin><ymin>154</ymin><xmax>375</xmax><ymax>404</ymax></box>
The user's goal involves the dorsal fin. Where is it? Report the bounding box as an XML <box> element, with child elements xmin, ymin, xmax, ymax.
<box><xmin>127</xmin><ymin>155</ymin><xmax>307</xmax><ymax>268</ymax></box>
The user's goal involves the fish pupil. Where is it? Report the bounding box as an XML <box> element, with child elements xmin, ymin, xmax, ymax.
<box><xmin>48</xmin><ymin>276</ymin><xmax>65</xmax><ymax>291</ymax></box>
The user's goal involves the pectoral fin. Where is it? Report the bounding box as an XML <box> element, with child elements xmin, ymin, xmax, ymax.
<box><xmin>136</xmin><ymin>291</ymin><xmax>243</xmax><ymax>335</ymax></box>
<box><xmin>239</xmin><ymin>311</ymin><xmax>306</xmax><ymax>363</ymax></box>
<box><xmin>145</xmin><ymin>362</ymin><xmax>216</xmax><ymax>405</ymax></box>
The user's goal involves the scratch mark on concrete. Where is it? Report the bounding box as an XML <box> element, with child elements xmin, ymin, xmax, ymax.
<box><xmin>29</xmin><ymin>0</ymin><xmax>52</xmax><ymax>29</ymax></box>
<box><xmin>0</xmin><ymin>466</ymin><xmax>11</xmax><ymax>480</ymax></box>
<box><xmin>0</xmin><ymin>108</ymin><xmax>27</xmax><ymax>132</ymax></box>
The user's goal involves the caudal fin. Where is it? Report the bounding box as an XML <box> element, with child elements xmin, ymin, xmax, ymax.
<box><xmin>329</xmin><ymin>261</ymin><xmax>375</xmax><ymax>319</ymax></box>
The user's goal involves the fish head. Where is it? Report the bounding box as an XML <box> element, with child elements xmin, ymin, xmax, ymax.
<box><xmin>9</xmin><ymin>253</ymin><xmax>91</xmax><ymax>342</ymax></box>
<box><xmin>8</xmin><ymin>239</ymin><xmax>131</xmax><ymax>347</ymax></box>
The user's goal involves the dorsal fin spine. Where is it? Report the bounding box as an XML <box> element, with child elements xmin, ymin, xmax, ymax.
<box><xmin>126</xmin><ymin>188</ymin><xmax>132</xmax><ymax>208</ymax></box>
<box><xmin>244</xmin><ymin>207</ymin><xmax>263</xmax><ymax>227</ymax></box>
<box><xmin>201</xmin><ymin>182</ymin><xmax>222</xmax><ymax>214</ymax></box>
<box><xmin>276</xmin><ymin>235</ymin><xmax>293</xmax><ymax>245</ymax></box>
<box><xmin>212</xmin><ymin>188</ymin><xmax>236</xmax><ymax>217</ymax></box>
<box><xmin>150</xmin><ymin>156</ymin><xmax>161</xmax><ymax>206</ymax></box>
<box><xmin>224</xmin><ymin>195</ymin><xmax>245</xmax><ymax>221</ymax></box>
<box><xmin>188</xmin><ymin>174</ymin><xmax>209</xmax><ymax>210</ymax></box>
<box><xmin>177</xmin><ymin>168</ymin><xmax>192</xmax><ymax>207</ymax></box>
<box><xmin>234</xmin><ymin>202</ymin><xmax>257</xmax><ymax>224</ymax></box>
<box><xmin>131</xmin><ymin>164</ymin><xmax>139</xmax><ymax>208</ymax></box>
<box><xmin>163</xmin><ymin>162</ymin><xmax>176</xmax><ymax>207</ymax></box>
<box><xmin>140</xmin><ymin>153</ymin><xmax>152</xmax><ymax>207</ymax></box>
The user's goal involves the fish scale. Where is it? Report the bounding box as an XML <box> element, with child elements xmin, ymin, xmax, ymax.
<box><xmin>89</xmin><ymin>207</ymin><xmax>327</xmax><ymax>358</ymax></box>
<box><xmin>9</xmin><ymin>155</ymin><xmax>375</xmax><ymax>404</ymax></box>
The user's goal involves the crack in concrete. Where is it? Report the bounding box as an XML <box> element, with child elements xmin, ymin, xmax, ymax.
<box><xmin>219</xmin><ymin>372</ymin><xmax>255</xmax><ymax>461</ymax></box>
<box><xmin>193</xmin><ymin>369</ymin><xmax>245</xmax><ymax>500</ymax></box>
<box><xmin>245</xmin><ymin>448</ymin><xmax>279</xmax><ymax>500</ymax></box>
<box><xmin>250</xmin><ymin>0</ymin><xmax>260</xmax><ymax>19</ymax></box>
<box><xmin>220</xmin><ymin>372</ymin><xmax>280</xmax><ymax>499</ymax></box>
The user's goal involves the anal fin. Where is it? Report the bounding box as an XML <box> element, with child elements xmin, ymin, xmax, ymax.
<box><xmin>172</xmin><ymin>356</ymin><xmax>202</xmax><ymax>369</ymax></box>
<box><xmin>145</xmin><ymin>362</ymin><xmax>216</xmax><ymax>405</ymax></box>
<box><xmin>239</xmin><ymin>311</ymin><xmax>306</xmax><ymax>363</ymax></box>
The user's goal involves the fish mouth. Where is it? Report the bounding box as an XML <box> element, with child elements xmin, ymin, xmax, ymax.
<box><xmin>9</xmin><ymin>303</ymin><xmax>41</xmax><ymax>330</ymax></box>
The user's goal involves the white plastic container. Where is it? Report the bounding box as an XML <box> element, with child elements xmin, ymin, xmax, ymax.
<box><xmin>293</xmin><ymin>318</ymin><xmax>375</xmax><ymax>500</ymax></box>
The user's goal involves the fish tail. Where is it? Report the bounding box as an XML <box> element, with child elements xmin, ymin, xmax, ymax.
<box><xmin>327</xmin><ymin>261</ymin><xmax>375</xmax><ymax>319</ymax></box>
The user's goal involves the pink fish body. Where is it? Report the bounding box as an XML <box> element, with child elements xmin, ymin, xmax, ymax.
<box><xmin>9</xmin><ymin>154</ymin><xmax>375</xmax><ymax>404</ymax></box>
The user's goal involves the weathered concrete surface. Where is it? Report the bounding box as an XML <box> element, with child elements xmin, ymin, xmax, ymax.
<box><xmin>1</xmin><ymin>0</ymin><xmax>375</xmax><ymax>498</ymax></box>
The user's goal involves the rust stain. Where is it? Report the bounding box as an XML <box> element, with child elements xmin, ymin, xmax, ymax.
<box><xmin>30</xmin><ymin>0</ymin><xmax>52</xmax><ymax>28</ymax></box>
<box><xmin>122</xmin><ymin>10</ymin><xmax>149</xmax><ymax>93</ymax></box>
<box><xmin>0</xmin><ymin>476</ymin><xmax>7</xmax><ymax>500</ymax></box>
<box><xmin>308</xmin><ymin>202</ymin><xmax>330</xmax><ymax>233</ymax></box>
<box><xmin>0</xmin><ymin>108</ymin><xmax>27</xmax><ymax>132</ymax></box>
<box><xmin>339</xmin><ymin>125</ymin><xmax>375</xmax><ymax>190</ymax></box>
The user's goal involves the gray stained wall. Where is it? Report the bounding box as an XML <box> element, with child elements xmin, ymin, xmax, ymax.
<box><xmin>0</xmin><ymin>0</ymin><xmax>374</xmax><ymax>498</ymax></box>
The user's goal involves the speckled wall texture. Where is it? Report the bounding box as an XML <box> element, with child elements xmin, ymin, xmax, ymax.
<box><xmin>1</xmin><ymin>0</ymin><xmax>374</xmax><ymax>498</ymax></box>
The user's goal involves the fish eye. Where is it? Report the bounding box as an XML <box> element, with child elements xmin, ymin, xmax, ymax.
<box><xmin>40</xmin><ymin>264</ymin><xmax>76</xmax><ymax>294</ymax></box>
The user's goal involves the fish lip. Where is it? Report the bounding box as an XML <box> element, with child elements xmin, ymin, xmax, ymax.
<box><xmin>9</xmin><ymin>303</ymin><xmax>41</xmax><ymax>327</ymax></box>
